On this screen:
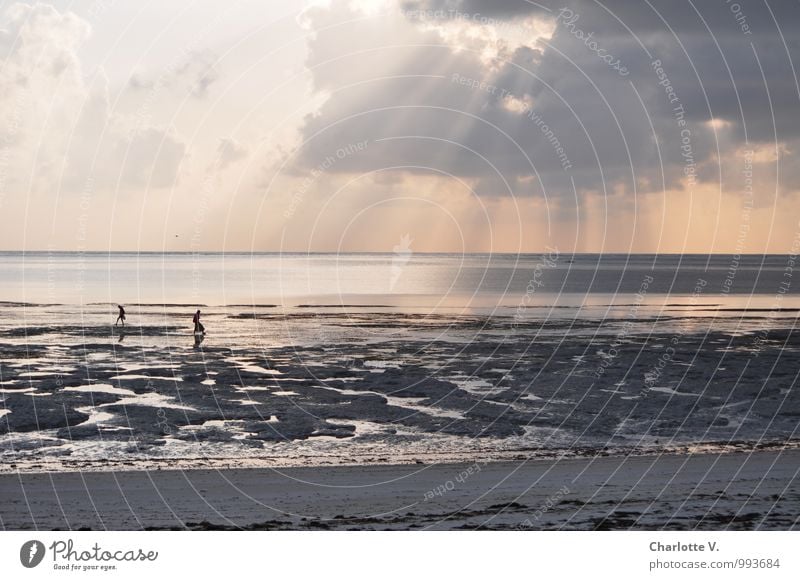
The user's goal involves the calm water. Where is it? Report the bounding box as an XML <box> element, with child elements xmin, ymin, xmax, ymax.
<box><xmin>1</xmin><ymin>252</ymin><xmax>797</xmax><ymax>308</ymax></box>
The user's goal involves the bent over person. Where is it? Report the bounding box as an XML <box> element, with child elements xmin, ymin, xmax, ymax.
<box><xmin>193</xmin><ymin>309</ymin><xmax>205</xmax><ymax>334</ymax></box>
<box><xmin>115</xmin><ymin>305</ymin><xmax>126</xmax><ymax>326</ymax></box>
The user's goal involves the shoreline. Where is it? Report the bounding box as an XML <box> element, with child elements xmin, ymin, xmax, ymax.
<box><xmin>2</xmin><ymin>448</ymin><xmax>798</xmax><ymax>530</ymax></box>
<box><xmin>2</xmin><ymin>438</ymin><xmax>799</xmax><ymax>476</ymax></box>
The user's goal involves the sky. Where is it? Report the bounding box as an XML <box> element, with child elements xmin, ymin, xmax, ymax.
<box><xmin>1</xmin><ymin>0</ymin><xmax>799</xmax><ymax>253</ymax></box>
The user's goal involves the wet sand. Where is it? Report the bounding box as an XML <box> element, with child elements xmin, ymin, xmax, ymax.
<box><xmin>1</xmin><ymin>449</ymin><xmax>798</xmax><ymax>530</ymax></box>
<box><xmin>3</xmin><ymin>307</ymin><xmax>800</xmax><ymax>472</ymax></box>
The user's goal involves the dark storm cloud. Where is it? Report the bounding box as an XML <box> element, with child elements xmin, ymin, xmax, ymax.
<box><xmin>293</xmin><ymin>0</ymin><xmax>800</xmax><ymax>200</ymax></box>
<box><xmin>405</xmin><ymin>0</ymin><xmax>800</xmax><ymax>35</ymax></box>
<box><xmin>400</xmin><ymin>0</ymin><xmax>554</xmax><ymax>20</ymax></box>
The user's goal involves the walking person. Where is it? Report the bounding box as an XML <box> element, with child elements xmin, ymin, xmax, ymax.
<box><xmin>193</xmin><ymin>309</ymin><xmax>205</xmax><ymax>334</ymax></box>
<box><xmin>115</xmin><ymin>305</ymin><xmax>126</xmax><ymax>326</ymax></box>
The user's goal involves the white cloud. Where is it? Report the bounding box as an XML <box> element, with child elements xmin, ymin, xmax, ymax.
<box><xmin>410</xmin><ymin>10</ymin><xmax>556</xmax><ymax>67</ymax></box>
<box><xmin>0</xmin><ymin>3</ymin><xmax>187</xmax><ymax>198</ymax></box>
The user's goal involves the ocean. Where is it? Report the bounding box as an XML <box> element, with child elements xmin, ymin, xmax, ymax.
<box><xmin>1</xmin><ymin>252</ymin><xmax>798</xmax><ymax>472</ymax></box>
<box><xmin>1</xmin><ymin>251</ymin><xmax>796</xmax><ymax>307</ymax></box>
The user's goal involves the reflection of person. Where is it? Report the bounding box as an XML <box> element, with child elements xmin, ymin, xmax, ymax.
<box><xmin>193</xmin><ymin>309</ymin><xmax>205</xmax><ymax>334</ymax></box>
<box><xmin>115</xmin><ymin>305</ymin><xmax>126</xmax><ymax>326</ymax></box>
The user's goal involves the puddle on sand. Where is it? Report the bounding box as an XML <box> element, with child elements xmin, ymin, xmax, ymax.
<box><xmin>64</xmin><ymin>384</ymin><xmax>135</xmax><ymax>396</ymax></box>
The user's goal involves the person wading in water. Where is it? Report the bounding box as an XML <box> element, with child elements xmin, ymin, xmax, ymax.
<box><xmin>193</xmin><ymin>309</ymin><xmax>205</xmax><ymax>334</ymax></box>
<box><xmin>115</xmin><ymin>305</ymin><xmax>126</xmax><ymax>326</ymax></box>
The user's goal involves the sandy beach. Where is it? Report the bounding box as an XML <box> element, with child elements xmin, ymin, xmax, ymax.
<box><xmin>2</xmin><ymin>449</ymin><xmax>797</xmax><ymax>530</ymax></box>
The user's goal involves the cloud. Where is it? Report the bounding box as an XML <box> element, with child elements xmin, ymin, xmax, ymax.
<box><xmin>293</xmin><ymin>2</ymin><xmax>551</xmax><ymax>185</ymax></box>
<box><xmin>3</xmin><ymin>0</ymin><xmax>798</xmax><ymax>252</ymax></box>
<box><xmin>289</xmin><ymin>0</ymin><xmax>800</xmax><ymax>208</ymax></box>
<box><xmin>0</xmin><ymin>2</ymin><xmax>187</xmax><ymax>198</ymax></box>
<box><xmin>127</xmin><ymin>49</ymin><xmax>220</xmax><ymax>99</ymax></box>
<box><xmin>216</xmin><ymin>137</ymin><xmax>248</xmax><ymax>169</ymax></box>
<box><xmin>0</xmin><ymin>3</ymin><xmax>92</xmax><ymax>192</ymax></box>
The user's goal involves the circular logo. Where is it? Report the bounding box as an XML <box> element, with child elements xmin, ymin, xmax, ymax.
<box><xmin>20</xmin><ymin>540</ymin><xmax>45</xmax><ymax>568</ymax></box>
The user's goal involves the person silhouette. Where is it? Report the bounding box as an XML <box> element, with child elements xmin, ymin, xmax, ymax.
<box><xmin>193</xmin><ymin>309</ymin><xmax>205</xmax><ymax>334</ymax></box>
<box><xmin>115</xmin><ymin>305</ymin><xmax>126</xmax><ymax>326</ymax></box>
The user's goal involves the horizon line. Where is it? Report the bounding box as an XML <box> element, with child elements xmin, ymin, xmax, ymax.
<box><xmin>0</xmin><ymin>250</ymin><xmax>795</xmax><ymax>256</ymax></box>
